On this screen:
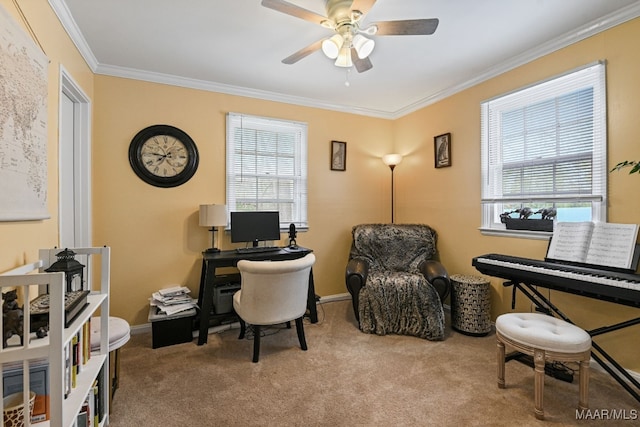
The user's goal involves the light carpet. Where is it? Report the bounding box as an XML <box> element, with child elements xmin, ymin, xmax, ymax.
<box><xmin>108</xmin><ymin>300</ymin><xmax>638</xmax><ymax>426</ymax></box>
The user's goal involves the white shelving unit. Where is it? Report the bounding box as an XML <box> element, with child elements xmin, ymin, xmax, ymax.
<box><xmin>1</xmin><ymin>247</ymin><xmax>110</xmax><ymax>427</ymax></box>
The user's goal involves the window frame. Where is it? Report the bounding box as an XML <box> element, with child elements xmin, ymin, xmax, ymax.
<box><xmin>480</xmin><ymin>61</ymin><xmax>607</xmax><ymax>238</ymax></box>
<box><xmin>226</xmin><ymin>112</ymin><xmax>308</xmax><ymax>231</ymax></box>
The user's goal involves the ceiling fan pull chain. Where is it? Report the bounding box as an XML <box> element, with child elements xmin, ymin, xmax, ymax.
<box><xmin>345</xmin><ymin>68</ymin><xmax>351</xmax><ymax>87</ymax></box>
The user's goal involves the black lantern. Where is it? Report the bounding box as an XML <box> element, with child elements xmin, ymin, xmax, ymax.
<box><xmin>45</xmin><ymin>248</ymin><xmax>85</xmax><ymax>292</ymax></box>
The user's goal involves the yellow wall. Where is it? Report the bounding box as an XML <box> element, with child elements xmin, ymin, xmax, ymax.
<box><xmin>1</xmin><ymin>1</ymin><xmax>639</xmax><ymax>371</ymax></box>
<box><xmin>394</xmin><ymin>18</ymin><xmax>640</xmax><ymax>370</ymax></box>
<box><xmin>0</xmin><ymin>1</ymin><xmax>93</xmax><ymax>269</ymax></box>
<box><xmin>92</xmin><ymin>77</ymin><xmax>393</xmax><ymax>325</ymax></box>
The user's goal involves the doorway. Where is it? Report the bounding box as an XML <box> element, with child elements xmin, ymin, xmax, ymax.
<box><xmin>59</xmin><ymin>67</ymin><xmax>91</xmax><ymax>248</ymax></box>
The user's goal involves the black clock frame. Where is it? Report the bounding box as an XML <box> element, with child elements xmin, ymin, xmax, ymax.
<box><xmin>128</xmin><ymin>124</ymin><xmax>199</xmax><ymax>188</ymax></box>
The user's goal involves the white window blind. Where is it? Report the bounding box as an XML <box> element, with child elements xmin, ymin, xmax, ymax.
<box><xmin>226</xmin><ymin>113</ymin><xmax>308</xmax><ymax>229</ymax></box>
<box><xmin>480</xmin><ymin>62</ymin><xmax>607</xmax><ymax>233</ymax></box>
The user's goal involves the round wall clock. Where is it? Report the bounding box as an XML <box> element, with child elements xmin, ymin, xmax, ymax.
<box><xmin>128</xmin><ymin>124</ymin><xmax>199</xmax><ymax>188</ymax></box>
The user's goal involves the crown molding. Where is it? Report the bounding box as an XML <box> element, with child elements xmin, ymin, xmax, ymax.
<box><xmin>48</xmin><ymin>0</ymin><xmax>98</xmax><ymax>70</ymax></box>
<box><xmin>392</xmin><ymin>2</ymin><xmax>640</xmax><ymax>119</ymax></box>
<box><xmin>93</xmin><ymin>63</ymin><xmax>394</xmax><ymax>119</ymax></box>
<box><xmin>50</xmin><ymin>0</ymin><xmax>640</xmax><ymax>120</ymax></box>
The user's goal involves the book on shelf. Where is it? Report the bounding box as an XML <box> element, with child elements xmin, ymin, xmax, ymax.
<box><xmin>2</xmin><ymin>358</ymin><xmax>50</xmax><ymax>423</ymax></box>
<box><xmin>77</xmin><ymin>400</ymin><xmax>90</xmax><ymax>427</ymax></box>
<box><xmin>83</xmin><ymin>319</ymin><xmax>91</xmax><ymax>365</ymax></box>
<box><xmin>96</xmin><ymin>365</ymin><xmax>106</xmax><ymax>423</ymax></box>
<box><xmin>91</xmin><ymin>382</ymin><xmax>99</xmax><ymax>427</ymax></box>
<box><xmin>546</xmin><ymin>221</ymin><xmax>640</xmax><ymax>270</ymax></box>
<box><xmin>64</xmin><ymin>342</ymin><xmax>71</xmax><ymax>398</ymax></box>
<box><xmin>71</xmin><ymin>334</ymin><xmax>78</xmax><ymax>389</ymax></box>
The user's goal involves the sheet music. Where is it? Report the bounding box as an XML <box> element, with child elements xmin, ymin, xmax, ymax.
<box><xmin>546</xmin><ymin>222</ymin><xmax>594</xmax><ymax>263</ymax></box>
<box><xmin>547</xmin><ymin>221</ymin><xmax>639</xmax><ymax>269</ymax></box>
<box><xmin>584</xmin><ymin>222</ymin><xmax>639</xmax><ymax>269</ymax></box>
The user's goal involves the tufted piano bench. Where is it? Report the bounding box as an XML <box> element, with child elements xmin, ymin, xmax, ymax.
<box><xmin>495</xmin><ymin>312</ymin><xmax>591</xmax><ymax>420</ymax></box>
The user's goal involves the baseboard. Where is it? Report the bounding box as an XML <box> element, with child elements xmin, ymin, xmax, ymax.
<box><xmin>589</xmin><ymin>358</ymin><xmax>640</xmax><ymax>384</ymax></box>
<box><xmin>130</xmin><ymin>323</ymin><xmax>151</xmax><ymax>335</ymax></box>
<box><xmin>318</xmin><ymin>293</ymin><xmax>351</xmax><ymax>303</ymax></box>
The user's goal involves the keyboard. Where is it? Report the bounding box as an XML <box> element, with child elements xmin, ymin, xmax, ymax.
<box><xmin>472</xmin><ymin>253</ymin><xmax>640</xmax><ymax>307</ymax></box>
<box><xmin>235</xmin><ymin>246</ymin><xmax>281</xmax><ymax>254</ymax></box>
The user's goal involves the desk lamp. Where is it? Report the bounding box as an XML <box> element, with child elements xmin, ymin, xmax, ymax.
<box><xmin>199</xmin><ymin>204</ymin><xmax>227</xmax><ymax>253</ymax></box>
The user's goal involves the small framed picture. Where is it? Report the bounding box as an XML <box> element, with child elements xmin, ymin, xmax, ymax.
<box><xmin>331</xmin><ymin>140</ymin><xmax>346</xmax><ymax>171</ymax></box>
<box><xmin>434</xmin><ymin>133</ymin><xmax>451</xmax><ymax>168</ymax></box>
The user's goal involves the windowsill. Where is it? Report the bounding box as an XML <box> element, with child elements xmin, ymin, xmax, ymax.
<box><xmin>479</xmin><ymin>227</ymin><xmax>552</xmax><ymax>240</ymax></box>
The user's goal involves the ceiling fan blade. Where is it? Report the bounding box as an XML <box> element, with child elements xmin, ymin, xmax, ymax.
<box><xmin>282</xmin><ymin>39</ymin><xmax>323</xmax><ymax>64</ymax></box>
<box><xmin>351</xmin><ymin>48</ymin><xmax>373</xmax><ymax>73</ymax></box>
<box><xmin>373</xmin><ymin>18</ymin><xmax>439</xmax><ymax>36</ymax></box>
<box><xmin>261</xmin><ymin>0</ymin><xmax>328</xmax><ymax>26</ymax></box>
<box><xmin>350</xmin><ymin>0</ymin><xmax>377</xmax><ymax>15</ymax></box>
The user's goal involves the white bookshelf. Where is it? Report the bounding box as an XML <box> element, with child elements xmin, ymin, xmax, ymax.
<box><xmin>1</xmin><ymin>247</ymin><xmax>110</xmax><ymax>427</ymax></box>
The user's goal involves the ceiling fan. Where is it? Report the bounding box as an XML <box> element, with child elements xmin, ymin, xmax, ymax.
<box><xmin>261</xmin><ymin>0</ymin><xmax>439</xmax><ymax>73</ymax></box>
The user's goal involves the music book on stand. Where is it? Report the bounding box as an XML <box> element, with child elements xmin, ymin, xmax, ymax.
<box><xmin>545</xmin><ymin>221</ymin><xmax>640</xmax><ymax>271</ymax></box>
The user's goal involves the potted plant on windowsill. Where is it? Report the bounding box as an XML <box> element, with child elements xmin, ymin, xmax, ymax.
<box><xmin>501</xmin><ymin>207</ymin><xmax>556</xmax><ymax>232</ymax></box>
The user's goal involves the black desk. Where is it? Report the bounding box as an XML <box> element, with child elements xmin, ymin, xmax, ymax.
<box><xmin>196</xmin><ymin>247</ymin><xmax>317</xmax><ymax>345</ymax></box>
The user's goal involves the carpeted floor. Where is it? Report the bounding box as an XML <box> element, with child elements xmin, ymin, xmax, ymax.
<box><xmin>108</xmin><ymin>300</ymin><xmax>638</xmax><ymax>426</ymax></box>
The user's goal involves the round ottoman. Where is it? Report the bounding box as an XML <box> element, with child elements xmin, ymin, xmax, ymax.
<box><xmin>90</xmin><ymin>316</ymin><xmax>131</xmax><ymax>410</ymax></box>
<box><xmin>449</xmin><ymin>274</ymin><xmax>491</xmax><ymax>336</ymax></box>
<box><xmin>496</xmin><ymin>312</ymin><xmax>592</xmax><ymax>420</ymax></box>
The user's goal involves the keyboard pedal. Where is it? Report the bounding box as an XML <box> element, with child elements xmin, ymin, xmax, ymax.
<box><xmin>534</xmin><ymin>306</ymin><xmax>552</xmax><ymax>315</ymax></box>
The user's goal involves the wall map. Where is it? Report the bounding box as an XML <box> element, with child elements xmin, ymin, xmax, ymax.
<box><xmin>0</xmin><ymin>5</ymin><xmax>49</xmax><ymax>221</ymax></box>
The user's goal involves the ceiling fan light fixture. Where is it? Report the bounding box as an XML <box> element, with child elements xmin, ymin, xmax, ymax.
<box><xmin>360</xmin><ymin>24</ymin><xmax>378</xmax><ymax>36</ymax></box>
<box><xmin>334</xmin><ymin>47</ymin><xmax>353</xmax><ymax>68</ymax></box>
<box><xmin>321</xmin><ymin>34</ymin><xmax>344</xmax><ymax>59</ymax></box>
<box><xmin>352</xmin><ymin>34</ymin><xmax>375</xmax><ymax>59</ymax></box>
<box><xmin>320</xmin><ymin>19</ymin><xmax>335</xmax><ymax>30</ymax></box>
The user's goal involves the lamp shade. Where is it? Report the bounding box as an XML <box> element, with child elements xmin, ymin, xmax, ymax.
<box><xmin>322</xmin><ymin>34</ymin><xmax>344</xmax><ymax>59</ymax></box>
<box><xmin>199</xmin><ymin>204</ymin><xmax>227</xmax><ymax>227</ymax></box>
<box><xmin>352</xmin><ymin>34</ymin><xmax>375</xmax><ymax>59</ymax></box>
<box><xmin>334</xmin><ymin>46</ymin><xmax>353</xmax><ymax>68</ymax></box>
<box><xmin>382</xmin><ymin>154</ymin><xmax>403</xmax><ymax>167</ymax></box>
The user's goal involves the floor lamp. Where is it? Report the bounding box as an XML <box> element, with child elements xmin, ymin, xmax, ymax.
<box><xmin>199</xmin><ymin>204</ymin><xmax>227</xmax><ymax>252</ymax></box>
<box><xmin>382</xmin><ymin>154</ymin><xmax>403</xmax><ymax>223</ymax></box>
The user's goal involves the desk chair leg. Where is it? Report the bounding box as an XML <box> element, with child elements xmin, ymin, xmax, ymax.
<box><xmin>295</xmin><ymin>317</ymin><xmax>307</xmax><ymax>351</ymax></box>
<box><xmin>252</xmin><ymin>325</ymin><xmax>261</xmax><ymax>363</ymax></box>
<box><xmin>238</xmin><ymin>319</ymin><xmax>246</xmax><ymax>339</ymax></box>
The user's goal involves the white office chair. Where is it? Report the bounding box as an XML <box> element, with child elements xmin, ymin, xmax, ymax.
<box><xmin>233</xmin><ymin>253</ymin><xmax>316</xmax><ymax>363</ymax></box>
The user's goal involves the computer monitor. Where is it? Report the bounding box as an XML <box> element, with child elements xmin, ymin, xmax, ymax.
<box><xmin>230</xmin><ymin>211</ymin><xmax>281</xmax><ymax>247</ymax></box>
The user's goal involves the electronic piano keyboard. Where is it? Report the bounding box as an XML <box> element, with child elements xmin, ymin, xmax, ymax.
<box><xmin>472</xmin><ymin>253</ymin><xmax>640</xmax><ymax>308</ymax></box>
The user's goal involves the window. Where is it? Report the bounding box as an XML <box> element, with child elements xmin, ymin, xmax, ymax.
<box><xmin>480</xmin><ymin>62</ymin><xmax>607</xmax><ymax>235</ymax></box>
<box><xmin>226</xmin><ymin>113</ymin><xmax>308</xmax><ymax>230</ymax></box>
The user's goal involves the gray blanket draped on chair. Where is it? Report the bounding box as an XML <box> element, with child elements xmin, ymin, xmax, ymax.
<box><xmin>348</xmin><ymin>224</ymin><xmax>446</xmax><ymax>340</ymax></box>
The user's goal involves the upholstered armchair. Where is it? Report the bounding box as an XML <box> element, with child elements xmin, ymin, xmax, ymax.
<box><xmin>345</xmin><ymin>224</ymin><xmax>451</xmax><ymax>340</ymax></box>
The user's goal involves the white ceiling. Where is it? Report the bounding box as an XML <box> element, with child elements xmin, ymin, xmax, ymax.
<box><xmin>52</xmin><ymin>0</ymin><xmax>640</xmax><ymax>119</ymax></box>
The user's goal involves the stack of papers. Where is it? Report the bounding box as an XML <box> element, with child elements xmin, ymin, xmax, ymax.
<box><xmin>150</xmin><ymin>286</ymin><xmax>197</xmax><ymax>316</ymax></box>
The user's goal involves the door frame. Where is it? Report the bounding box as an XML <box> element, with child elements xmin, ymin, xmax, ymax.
<box><xmin>58</xmin><ymin>66</ymin><xmax>92</xmax><ymax>247</ymax></box>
